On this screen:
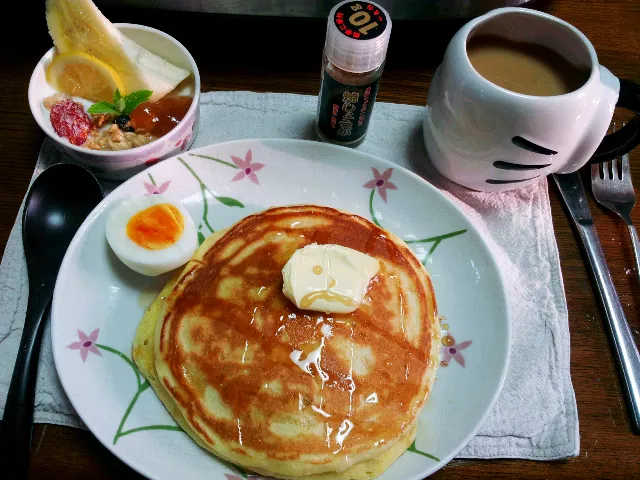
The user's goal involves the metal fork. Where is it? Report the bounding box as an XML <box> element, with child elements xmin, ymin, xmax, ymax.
<box><xmin>591</xmin><ymin>123</ymin><xmax>640</xmax><ymax>283</ymax></box>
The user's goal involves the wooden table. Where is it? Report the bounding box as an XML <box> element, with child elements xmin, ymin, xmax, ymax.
<box><xmin>2</xmin><ymin>0</ymin><xmax>639</xmax><ymax>478</ymax></box>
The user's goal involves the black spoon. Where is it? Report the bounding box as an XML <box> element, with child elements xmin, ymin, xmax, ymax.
<box><xmin>0</xmin><ymin>163</ymin><xmax>103</xmax><ymax>478</ymax></box>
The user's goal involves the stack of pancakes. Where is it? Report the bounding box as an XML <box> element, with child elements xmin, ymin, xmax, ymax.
<box><xmin>133</xmin><ymin>205</ymin><xmax>440</xmax><ymax>479</ymax></box>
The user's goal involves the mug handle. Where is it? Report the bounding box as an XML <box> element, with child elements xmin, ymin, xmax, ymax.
<box><xmin>589</xmin><ymin>79</ymin><xmax>640</xmax><ymax>164</ymax></box>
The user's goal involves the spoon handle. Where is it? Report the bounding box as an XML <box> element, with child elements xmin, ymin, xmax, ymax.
<box><xmin>0</xmin><ymin>289</ymin><xmax>52</xmax><ymax>479</ymax></box>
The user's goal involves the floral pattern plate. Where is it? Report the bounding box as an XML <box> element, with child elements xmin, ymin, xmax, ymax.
<box><xmin>51</xmin><ymin>139</ymin><xmax>509</xmax><ymax>480</ymax></box>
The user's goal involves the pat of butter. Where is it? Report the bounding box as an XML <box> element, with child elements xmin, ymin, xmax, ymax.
<box><xmin>282</xmin><ymin>243</ymin><xmax>379</xmax><ymax>314</ymax></box>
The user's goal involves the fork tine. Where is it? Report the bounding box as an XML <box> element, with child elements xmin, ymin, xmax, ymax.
<box><xmin>603</xmin><ymin>122</ymin><xmax>617</xmax><ymax>179</ymax></box>
<box><xmin>621</xmin><ymin>153</ymin><xmax>631</xmax><ymax>180</ymax></box>
<box><xmin>591</xmin><ymin>162</ymin><xmax>601</xmax><ymax>182</ymax></box>
<box><xmin>620</xmin><ymin>123</ymin><xmax>630</xmax><ymax>181</ymax></box>
<box><xmin>593</xmin><ymin>122</ymin><xmax>619</xmax><ymax>182</ymax></box>
<box><xmin>601</xmin><ymin>159</ymin><xmax>611</xmax><ymax>179</ymax></box>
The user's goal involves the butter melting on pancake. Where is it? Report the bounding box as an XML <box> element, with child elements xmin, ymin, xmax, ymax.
<box><xmin>150</xmin><ymin>205</ymin><xmax>440</xmax><ymax>479</ymax></box>
<box><xmin>282</xmin><ymin>243</ymin><xmax>380</xmax><ymax>314</ymax></box>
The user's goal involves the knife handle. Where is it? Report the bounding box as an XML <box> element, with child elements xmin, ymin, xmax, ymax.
<box><xmin>577</xmin><ymin>221</ymin><xmax>640</xmax><ymax>434</ymax></box>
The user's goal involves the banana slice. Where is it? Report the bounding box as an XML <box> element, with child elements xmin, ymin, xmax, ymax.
<box><xmin>45</xmin><ymin>0</ymin><xmax>191</xmax><ymax>102</ymax></box>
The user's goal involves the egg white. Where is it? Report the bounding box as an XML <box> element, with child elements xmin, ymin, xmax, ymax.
<box><xmin>106</xmin><ymin>195</ymin><xmax>198</xmax><ymax>276</ymax></box>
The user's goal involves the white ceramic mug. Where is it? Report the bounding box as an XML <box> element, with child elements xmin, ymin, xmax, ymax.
<box><xmin>423</xmin><ymin>7</ymin><xmax>640</xmax><ymax>192</ymax></box>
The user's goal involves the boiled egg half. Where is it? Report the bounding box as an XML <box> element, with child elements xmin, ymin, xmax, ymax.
<box><xmin>106</xmin><ymin>195</ymin><xmax>198</xmax><ymax>276</ymax></box>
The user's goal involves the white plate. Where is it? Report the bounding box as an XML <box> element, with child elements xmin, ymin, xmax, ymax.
<box><xmin>52</xmin><ymin>139</ymin><xmax>510</xmax><ymax>480</ymax></box>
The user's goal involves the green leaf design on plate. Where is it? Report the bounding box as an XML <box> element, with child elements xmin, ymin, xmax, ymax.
<box><xmin>406</xmin><ymin>229</ymin><xmax>468</xmax><ymax>256</ymax></box>
<box><xmin>189</xmin><ymin>153</ymin><xmax>239</xmax><ymax>169</ymax></box>
<box><xmin>197</xmin><ymin>231</ymin><xmax>206</xmax><ymax>245</ymax></box>
<box><xmin>178</xmin><ymin>157</ymin><xmax>245</xmax><ymax>235</ymax></box>
<box><xmin>235</xmin><ymin>466</ymin><xmax>249</xmax><ymax>478</ymax></box>
<box><xmin>367</xmin><ymin>187</ymin><xmax>466</xmax><ymax>257</ymax></box>
<box><xmin>368</xmin><ymin>188</ymin><xmax>382</xmax><ymax>228</ymax></box>
<box><xmin>117</xmin><ymin>424</ymin><xmax>182</xmax><ymax>439</ymax></box>
<box><xmin>216</xmin><ymin>196</ymin><xmax>244</xmax><ymax>208</ymax></box>
<box><xmin>199</xmin><ymin>183</ymin><xmax>215</xmax><ymax>233</ymax></box>
<box><xmin>96</xmin><ymin>343</ymin><xmax>142</xmax><ymax>388</ymax></box>
<box><xmin>407</xmin><ymin>439</ymin><xmax>440</xmax><ymax>461</ymax></box>
<box><xmin>95</xmin><ymin>344</ymin><xmax>182</xmax><ymax>445</ymax></box>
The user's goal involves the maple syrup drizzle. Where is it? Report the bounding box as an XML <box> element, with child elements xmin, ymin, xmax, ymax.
<box><xmin>300</xmin><ymin>289</ymin><xmax>356</xmax><ymax>309</ymax></box>
<box><xmin>300</xmin><ymin>276</ymin><xmax>349</xmax><ymax>309</ymax></box>
<box><xmin>442</xmin><ymin>335</ymin><xmax>455</xmax><ymax>347</ymax></box>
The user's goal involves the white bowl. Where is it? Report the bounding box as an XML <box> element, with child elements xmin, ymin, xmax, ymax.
<box><xmin>28</xmin><ymin>23</ymin><xmax>201</xmax><ymax>180</ymax></box>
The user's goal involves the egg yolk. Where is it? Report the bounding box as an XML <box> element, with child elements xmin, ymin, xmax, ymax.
<box><xmin>126</xmin><ymin>204</ymin><xmax>184</xmax><ymax>250</ymax></box>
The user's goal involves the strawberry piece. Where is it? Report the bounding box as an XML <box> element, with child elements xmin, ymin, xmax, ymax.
<box><xmin>50</xmin><ymin>100</ymin><xmax>91</xmax><ymax>146</ymax></box>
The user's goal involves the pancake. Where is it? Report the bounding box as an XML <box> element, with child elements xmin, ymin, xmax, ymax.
<box><xmin>133</xmin><ymin>272</ymin><xmax>417</xmax><ymax>480</ymax></box>
<box><xmin>134</xmin><ymin>205</ymin><xmax>440</xmax><ymax>479</ymax></box>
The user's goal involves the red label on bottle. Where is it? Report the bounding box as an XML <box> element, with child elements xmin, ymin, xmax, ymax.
<box><xmin>333</xmin><ymin>1</ymin><xmax>388</xmax><ymax>40</ymax></box>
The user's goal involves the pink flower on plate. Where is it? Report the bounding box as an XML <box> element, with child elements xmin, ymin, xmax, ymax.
<box><xmin>363</xmin><ymin>167</ymin><xmax>397</xmax><ymax>203</ymax></box>
<box><xmin>176</xmin><ymin>133</ymin><xmax>192</xmax><ymax>151</ymax></box>
<box><xmin>441</xmin><ymin>339</ymin><xmax>472</xmax><ymax>367</ymax></box>
<box><xmin>231</xmin><ymin>149</ymin><xmax>265</xmax><ymax>185</ymax></box>
<box><xmin>68</xmin><ymin>329</ymin><xmax>102</xmax><ymax>362</ymax></box>
<box><xmin>144</xmin><ymin>181</ymin><xmax>171</xmax><ymax>195</ymax></box>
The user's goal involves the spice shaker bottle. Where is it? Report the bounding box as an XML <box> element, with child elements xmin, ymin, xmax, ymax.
<box><xmin>315</xmin><ymin>1</ymin><xmax>392</xmax><ymax>147</ymax></box>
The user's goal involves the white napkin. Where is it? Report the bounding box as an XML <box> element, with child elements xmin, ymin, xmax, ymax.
<box><xmin>0</xmin><ymin>91</ymin><xmax>579</xmax><ymax>460</ymax></box>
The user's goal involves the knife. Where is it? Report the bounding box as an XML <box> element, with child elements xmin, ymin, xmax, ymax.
<box><xmin>553</xmin><ymin>172</ymin><xmax>640</xmax><ymax>434</ymax></box>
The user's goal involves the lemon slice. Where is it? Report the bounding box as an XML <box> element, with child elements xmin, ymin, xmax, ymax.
<box><xmin>46</xmin><ymin>52</ymin><xmax>125</xmax><ymax>103</ymax></box>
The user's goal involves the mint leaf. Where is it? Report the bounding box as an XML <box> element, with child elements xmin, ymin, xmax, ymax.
<box><xmin>123</xmin><ymin>90</ymin><xmax>153</xmax><ymax>115</ymax></box>
<box><xmin>89</xmin><ymin>89</ymin><xmax>152</xmax><ymax>117</ymax></box>
<box><xmin>113</xmin><ymin>89</ymin><xmax>123</xmax><ymax>105</ymax></box>
<box><xmin>87</xmin><ymin>102</ymin><xmax>120</xmax><ymax>115</ymax></box>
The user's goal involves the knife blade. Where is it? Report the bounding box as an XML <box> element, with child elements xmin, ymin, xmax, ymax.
<box><xmin>553</xmin><ymin>172</ymin><xmax>640</xmax><ymax>434</ymax></box>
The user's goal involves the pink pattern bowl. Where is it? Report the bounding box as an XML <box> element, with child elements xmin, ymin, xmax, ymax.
<box><xmin>28</xmin><ymin>23</ymin><xmax>201</xmax><ymax>180</ymax></box>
